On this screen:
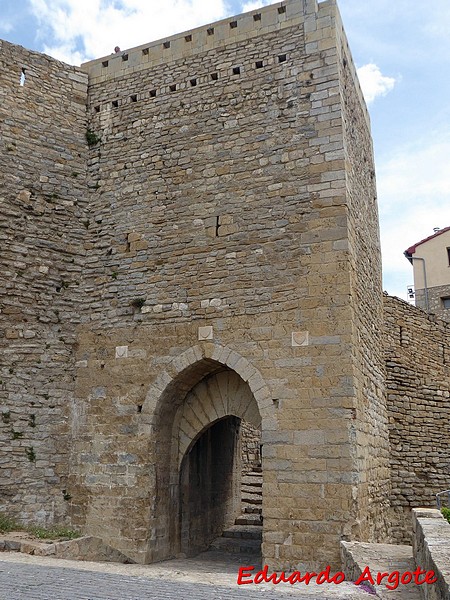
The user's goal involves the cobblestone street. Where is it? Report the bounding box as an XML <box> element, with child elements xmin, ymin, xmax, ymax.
<box><xmin>0</xmin><ymin>551</ymin><xmax>373</xmax><ymax>600</ymax></box>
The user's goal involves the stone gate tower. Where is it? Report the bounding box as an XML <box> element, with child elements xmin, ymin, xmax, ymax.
<box><xmin>1</xmin><ymin>0</ymin><xmax>390</xmax><ymax>569</ymax></box>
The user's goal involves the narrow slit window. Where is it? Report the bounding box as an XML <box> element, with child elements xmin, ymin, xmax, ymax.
<box><xmin>210</xmin><ymin>72</ymin><xmax>218</xmax><ymax>81</ymax></box>
<box><xmin>190</xmin><ymin>78</ymin><xmax>197</xmax><ymax>87</ymax></box>
<box><xmin>122</xmin><ymin>53</ymin><xmax>128</xmax><ymax>61</ymax></box>
<box><xmin>163</xmin><ymin>41</ymin><xmax>171</xmax><ymax>49</ymax></box>
<box><xmin>207</xmin><ymin>27</ymin><xmax>214</xmax><ymax>35</ymax></box>
<box><xmin>253</xmin><ymin>13</ymin><xmax>261</xmax><ymax>21</ymax></box>
<box><xmin>150</xmin><ymin>89</ymin><xmax>157</xmax><ymax>98</ymax></box>
<box><xmin>112</xmin><ymin>100</ymin><xmax>119</xmax><ymax>108</ymax></box>
<box><xmin>255</xmin><ymin>61</ymin><xmax>263</xmax><ymax>69</ymax></box>
<box><xmin>130</xmin><ymin>94</ymin><xmax>137</xmax><ymax>102</ymax></box>
<box><xmin>447</xmin><ymin>247</ymin><xmax>450</xmax><ymax>266</ymax></box>
<box><xmin>278</xmin><ymin>54</ymin><xmax>287</xmax><ymax>63</ymax></box>
<box><xmin>142</xmin><ymin>48</ymin><xmax>149</xmax><ymax>56</ymax></box>
<box><xmin>185</xmin><ymin>34</ymin><xmax>192</xmax><ymax>42</ymax></box>
<box><xmin>102</xmin><ymin>60</ymin><xmax>109</xmax><ymax>68</ymax></box>
<box><xmin>278</xmin><ymin>5</ymin><xmax>286</xmax><ymax>13</ymax></box>
<box><xmin>230</xmin><ymin>20</ymin><xmax>238</xmax><ymax>29</ymax></box>
<box><xmin>94</xmin><ymin>105</ymin><xmax>100</xmax><ymax>113</ymax></box>
<box><xmin>232</xmin><ymin>66</ymin><xmax>241</xmax><ymax>75</ymax></box>
<box><xmin>19</xmin><ymin>68</ymin><xmax>26</xmax><ymax>86</ymax></box>
<box><xmin>169</xmin><ymin>84</ymin><xmax>176</xmax><ymax>92</ymax></box>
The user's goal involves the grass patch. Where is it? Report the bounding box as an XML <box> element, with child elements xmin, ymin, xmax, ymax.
<box><xmin>27</xmin><ymin>526</ymin><xmax>80</xmax><ymax>540</ymax></box>
<box><xmin>0</xmin><ymin>512</ymin><xmax>80</xmax><ymax>540</ymax></box>
<box><xmin>0</xmin><ymin>514</ymin><xmax>20</xmax><ymax>533</ymax></box>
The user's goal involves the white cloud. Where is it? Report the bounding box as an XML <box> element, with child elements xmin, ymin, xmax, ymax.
<box><xmin>29</xmin><ymin>0</ymin><xmax>231</xmax><ymax>65</ymax></box>
<box><xmin>377</xmin><ymin>133</ymin><xmax>450</xmax><ymax>298</ymax></box>
<box><xmin>0</xmin><ymin>19</ymin><xmax>14</xmax><ymax>33</ymax></box>
<box><xmin>241</xmin><ymin>0</ymin><xmax>274</xmax><ymax>12</ymax></box>
<box><xmin>356</xmin><ymin>63</ymin><xmax>396</xmax><ymax>104</ymax></box>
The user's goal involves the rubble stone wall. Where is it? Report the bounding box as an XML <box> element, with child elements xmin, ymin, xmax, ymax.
<box><xmin>1</xmin><ymin>0</ymin><xmax>395</xmax><ymax>569</ymax></box>
<box><xmin>384</xmin><ymin>295</ymin><xmax>450</xmax><ymax>543</ymax></box>
<box><xmin>337</xmin><ymin>14</ymin><xmax>390</xmax><ymax>542</ymax></box>
<box><xmin>415</xmin><ymin>285</ymin><xmax>450</xmax><ymax>324</ymax></box>
<box><xmin>0</xmin><ymin>41</ymin><xmax>88</xmax><ymax>525</ymax></box>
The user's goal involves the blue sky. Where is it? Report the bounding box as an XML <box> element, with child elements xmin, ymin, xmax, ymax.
<box><xmin>2</xmin><ymin>0</ymin><xmax>449</xmax><ymax>300</ymax></box>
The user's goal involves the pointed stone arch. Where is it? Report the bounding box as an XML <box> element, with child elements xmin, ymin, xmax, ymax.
<box><xmin>140</xmin><ymin>343</ymin><xmax>273</xmax><ymax>428</ymax></box>
<box><xmin>139</xmin><ymin>343</ymin><xmax>272</xmax><ymax>563</ymax></box>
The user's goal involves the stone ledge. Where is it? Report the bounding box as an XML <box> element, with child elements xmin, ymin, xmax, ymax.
<box><xmin>341</xmin><ymin>540</ymin><xmax>421</xmax><ymax>599</ymax></box>
<box><xmin>0</xmin><ymin>534</ymin><xmax>134</xmax><ymax>564</ymax></box>
<box><xmin>412</xmin><ymin>508</ymin><xmax>450</xmax><ymax>600</ymax></box>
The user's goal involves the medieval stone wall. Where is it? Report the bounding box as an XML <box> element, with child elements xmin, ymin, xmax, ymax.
<box><xmin>415</xmin><ymin>285</ymin><xmax>450</xmax><ymax>324</ymax></box>
<box><xmin>66</xmin><ymin>0</ymin><xmax>390</xmax><ymax>568</ymax></box>
<box><xmin>336</xmin><ymin>17</ymin><xmax>391</xmax><ymax>541</ymax></box>
<box><xmin>0</xmin><ymin>0</ymin><xmax>396</xmax><ymax>571</ymax></box>
<box><xmin>241</xmin><ymin>420</ymin><xmax>261</xmax><ymax>475</ymax></box>
<box><xmin>384</xmin><ymin>294</ymin><xmax>450</xmax><ymax>543</ymax></box>
<box><xmin>0</xmin><ymin>40</ymin><xmax>88</xmax><ymax>525</ymax></box>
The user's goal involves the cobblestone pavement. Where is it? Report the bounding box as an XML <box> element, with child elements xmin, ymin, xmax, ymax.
<box><xmin>0</xmin><ymin>551</ymin><xmax>375</xmax><ymax>600</ymax></box>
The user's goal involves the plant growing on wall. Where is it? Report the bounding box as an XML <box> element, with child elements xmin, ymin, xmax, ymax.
<box><xmin>131</xmin><ymin>298</ymin><xmax>146</xmax><ymax>310</ymax></box>
<box><xmin>86</xmin><ymin>129</ymin><xmax>100</xmax><ymax>146</ymax></box>
<box><xmin>25</xmin><ymin>447</ymin><xmax>36</xmax><ymax>462</ymax></box>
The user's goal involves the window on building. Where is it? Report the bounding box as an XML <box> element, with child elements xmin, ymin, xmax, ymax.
<box><xmin>442</xmin><ymin>297</ymin><xmax>450</xmax><ymax>309</ymax></box>
<box><xmin>447</xmin><ymin>247</ymin><xmax>450</xmax><ymax>266</ymax></box>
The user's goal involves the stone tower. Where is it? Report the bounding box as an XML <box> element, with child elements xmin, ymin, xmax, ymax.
<box><xmin>1</xmin><ymin>0</ymin><xmax>390</xmax><ymax>569</ymax></box>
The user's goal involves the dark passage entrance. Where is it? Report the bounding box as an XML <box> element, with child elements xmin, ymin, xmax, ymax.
<box><xmin>179</xmin><ymin>416</ymin><xmax>241</xmax><ymax>556</ymax></box>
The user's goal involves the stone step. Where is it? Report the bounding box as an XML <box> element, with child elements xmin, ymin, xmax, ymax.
<box><xmin>241</xmin><ymin>492</ymin><xmax>262</xmax><ymax>505</ymax></box>
<box><xmin>222</xmin><ymin>525</ymin><xmax>262</xmax><ymax>541</ymax></box>
<box><xmin>242</xmin><ymin>477</ymin><xmax>262</xmax><ymax>488</ymax></box>
<box><xmin>210</xmin><ymin>536</ymin><xmax>261</xmax><ymax>555</ymax></box>
<box><xmin>242</xmin><ymin>505</ymin><xmax>262</xmax><ymax>515</ymax></box>
<box><xmin>242</xmin><ymin>485</ymin><xmax>262</xmax><ymax>496</ymax></box>
<box><xmin>235</xmin><ymin>513</ymin><xmax>263</xmax><ymax>526</ymax></box>
<box><xmin>244</xmin><ymin>469</ymin><xmax>262</xmax><ymax>477</ymax></box>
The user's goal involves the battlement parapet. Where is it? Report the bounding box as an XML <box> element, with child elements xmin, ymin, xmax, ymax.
<box><xmin>82</xmin><ymin>0</ymin><xmax>334</xmax><ymax>84</ymax></box>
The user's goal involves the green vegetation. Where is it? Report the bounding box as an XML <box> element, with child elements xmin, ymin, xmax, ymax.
<box><xmin>0</xmin><ymin>512</ymin><xmax>80</xmax><ymax>540</ymax></box>
<box><xmin>131</xmin><ymin>297</ymin><xmax>146</xmax><ymax>309</ymax></box>
<box><xmin>27</xmin><ymin>526</ymin><xmax>80</xmax><ymax>540</ymax></box>
<box><xmin>0</xmin><ymin>514</ymin><xmax>19</xmax><ymax>533</ymax></box>
<box><xmin>442</xmin><ymin>507</ymin><xmax>450</xmax><ymax>524</ymax></box>
<box><xmin>86</xmin><ymin>129</ymin><xmax>100</xmax><ymax>146</ymax></box>
<box><xmin>25</xmin><ymin>447</ymin><xmax>36</xmax><ymax>462</ymax></box>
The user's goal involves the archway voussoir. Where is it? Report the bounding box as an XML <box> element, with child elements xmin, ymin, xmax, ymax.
<box><xmin>224</xmin><ymin>350</ymin><xmax>242</xmax><ymax>369</ymax></box>
<box><xmin>242</xmin><ymin>402</ymin><xmax>261</xmax><ymax>429</ymax></box>
<box><xmin>153</xmin><ymin>370</ymin><xmax>173</xmax><ymax>392</ymax></box>
<box><xmin>253</xmin><ymin>385</ymin><xmax>273</xmax><ymax>406</ymax></box>
<box><xmin>170</xmin><ymin>354</ymin><xmax>192</xmax><ymax>375</ymax></box>
<box><xmin>247</xmin><ymin>372</ymin><xmax>266</xmax><ymax>392</ymax></box>
<box><xmin>201</xmin><ymin>342</ymin><xmax>217</xmax><ymax>359</ymax></box>
<box><xmin>233</xmin><ymin>357</ymin><xmax>253</xmax><ymax>379</ymax></box>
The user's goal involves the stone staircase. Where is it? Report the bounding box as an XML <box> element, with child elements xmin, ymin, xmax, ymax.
<box><xmin>210</xmin><ymin>467</ymin><xmax>262</xmax><ymax>555</ymax></box>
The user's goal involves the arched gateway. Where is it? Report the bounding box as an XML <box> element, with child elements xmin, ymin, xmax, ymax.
<box><xmin>140</xmin><ymin>344</ymin><xmax>272</xmax><ymax>563</ymax></box>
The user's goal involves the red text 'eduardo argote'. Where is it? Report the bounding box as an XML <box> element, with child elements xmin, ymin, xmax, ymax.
<box><xmin>237</xmin><ymin>565</ymin><xmax>437</xmax><ymax>591</ymax></box>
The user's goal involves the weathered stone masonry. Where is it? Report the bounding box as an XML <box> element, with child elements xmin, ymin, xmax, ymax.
<box><xmin>384</xmin><ymin>295</ymin><xmax>450</xmax><ymax>544</ymax></box>
<box><xmin>0</xmin><ymin>40</ymin><xmax>88</xmax><ymax>525</ymax></box>
<box><xmin>2</xmin><ymin>0</ymin><xmax>448</xmax><ymax>572</ymax></box>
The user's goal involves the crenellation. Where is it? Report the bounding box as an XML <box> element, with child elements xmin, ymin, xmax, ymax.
<box><xmin>82</xmin><ymin>0</ymin><xmax>310</xmax><ymax>84</ymax></box>
<box><xmin>2</xmin><ymin>0</ymin><xmax>449</xmax><ymax>573</ymax></box>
